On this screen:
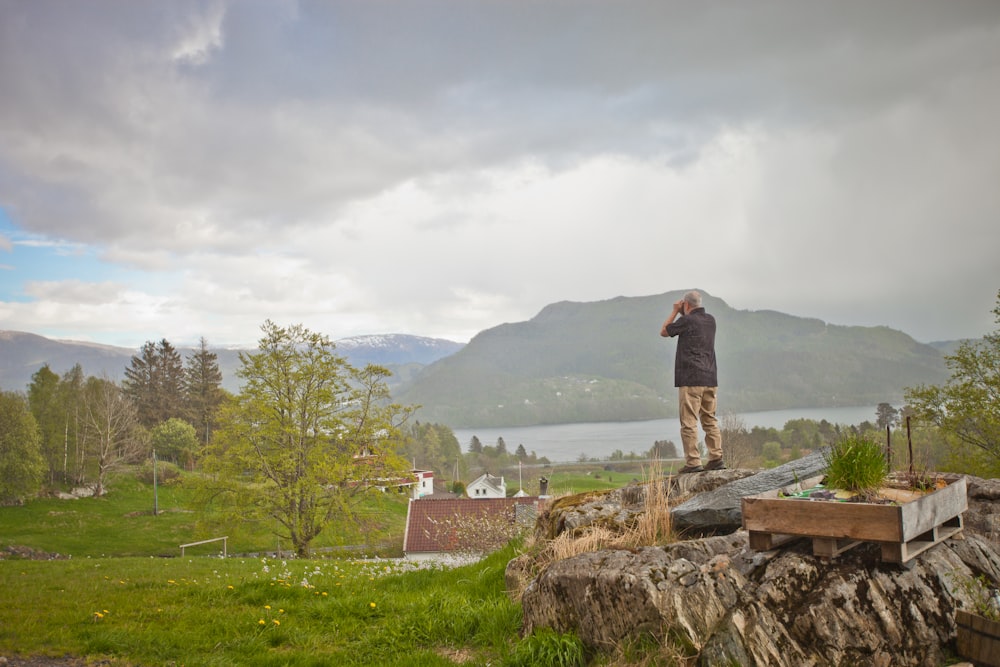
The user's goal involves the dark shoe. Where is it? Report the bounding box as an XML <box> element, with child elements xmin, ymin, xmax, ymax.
<box><xmin>677</xmin><ymin>464</ymin><xmax>704</xmax><ymax>474</ymax></box>
<box><xmin>704</xmin><ymin>459</ymin><xmax>726</xmax><ymax>471</ymax></box>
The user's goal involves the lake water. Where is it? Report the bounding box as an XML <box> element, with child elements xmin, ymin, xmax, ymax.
<box><xmin>453</xmin><ymin>406</ymin><xmax>881</xmax><ymax>462</ymax></box>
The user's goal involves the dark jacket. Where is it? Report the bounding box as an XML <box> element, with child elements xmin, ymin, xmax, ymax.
<box><xmin>665</xmin><ymin>307</ymin><xmax>718</xmax><ymax>387</ymax></box>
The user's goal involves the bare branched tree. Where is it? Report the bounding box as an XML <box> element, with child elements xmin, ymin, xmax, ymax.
<box><xmin>82</xmin><ymin>376</ymin><xmax>147</xmax><ymax>496</ymax></box>
<box><xmin>423</xmin><ymin>505</ymin><xmax>527</xmax><ymax>556</ymax></box>
<box><xmin>720</xmin><ymin>411</ymin><xmax>753</xmax><ymax>469</ymax></box>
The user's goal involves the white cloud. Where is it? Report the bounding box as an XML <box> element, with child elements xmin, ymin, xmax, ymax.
<box><xmin>0</xmin><ymin>1</ymin><xmax>997</xmax><ymax>347</ymax></box>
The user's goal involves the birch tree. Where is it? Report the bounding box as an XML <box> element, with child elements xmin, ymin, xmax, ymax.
<box><xmin>201</xmin><ymin>321</ymin><xmax>414</xmax><ymax>557</ymax></box>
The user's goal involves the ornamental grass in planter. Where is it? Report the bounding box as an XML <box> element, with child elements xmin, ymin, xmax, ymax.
<box><xmin>822</xmin><ymin>434</ymin><xmax>889</xmax><ymax>502</ymax></box>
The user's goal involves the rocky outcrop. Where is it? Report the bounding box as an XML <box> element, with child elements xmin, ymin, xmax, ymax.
<box><xmin>533</xmin><ymin>469</ymin><xmax>757</xmax><ymax>541</ymax></box>
<box><xmin>515</xmin><ymin>472</ymin><xmax>1000</xmax><ymax>666</ymax></box>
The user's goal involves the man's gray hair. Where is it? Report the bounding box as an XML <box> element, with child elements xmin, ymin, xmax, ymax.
<box><xmin>684</xmin><ymin>290</ymin><xmax>702</xmax><ymax>307</ymax></box>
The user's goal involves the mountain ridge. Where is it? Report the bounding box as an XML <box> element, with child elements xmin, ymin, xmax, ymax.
<box><xmin>1</xmin><ymin>291</ymin><xmax>964</xmax><ymax>429</ymax></box>
<box><xmin>0</xmin><ymin>331</ymin><xmax>463</xmax><ymax>394</ymax></box>
<box><xmin>393</xmin><ymin>290</ymin><xmax>954</xmax><ymax>427</ymax></box>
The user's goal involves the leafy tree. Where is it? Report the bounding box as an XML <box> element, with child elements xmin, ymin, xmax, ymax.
<box><xmin>202</xmin><ymin>321</ymin><xmax>414</xmax><ymax>557</ymax></box>
<box><xmin>59</xmin><ymin>364</ymin><xmax>86</xmax><ymax>484</ymax></box>
<box><xmin>399</xmin><ymin>421</ymin><xmax>464</xmax><ymax>478</ymax></box>
<box><xmin>875</xmin><ymin>402</ymin><xmax>899</xmax><ymax>430</ymax></box>
<box><xmin>81</xmin><ymin>376</ymin><xmax>147</xmax><ymax>496</ymax></box>
<box><xmin>0</xmin><ymin>391</ymin><xmax>45</xmax><ymax>504</ymax></box>
<box><xmin>648</xmin><ymin>439</ymin><xmax>678</xmax><ymax>460</ymax></box>
<box><xmin>184</xmin><ymin>337</ymin><xmax>225</xmax><ymax>447</ymax></box>
<box><xmin>27</xmin><ymin>363</ymin><xmax>87</xmax><ymax>485</ymax></box>
<box><xmin>27</xmin><ymin>364</ymin><xmax>62</xmax><ymax>483</ymax></box>
<box><xmin>151</xmin><ymin>417</ymin><xmax>199</xmax><ymax>468</ymax></box>
<box><xmin>782</xmin><ymin>419</ymin><xmax>820</xmax><ymax>451</ymax></box>
<box><xmin>905</xmin><ymin>289</ymin><xmax>1000</xmax><ymax>474</ymax></box>
<box><xmin>761</xmin><ymin>441</ymin><xmax>783</xmax><ymax>467</ymax></box>
<box><xmin>123</xmin><ymin>339</ymin><xmax>185</xmax><ymax>428</ymax></box>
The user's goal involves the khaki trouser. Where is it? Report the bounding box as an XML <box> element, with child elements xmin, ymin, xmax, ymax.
<box><xmin>678</xmin><ymin>386</ymin><xmax>723</xmax><ymax>466</ymax></box>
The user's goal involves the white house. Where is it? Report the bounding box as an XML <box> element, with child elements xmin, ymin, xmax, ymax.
<box><xmin>411</xmin><ymin>469</ymin><xmax>434</xmax><ymax>499</ymax></box>
<box><xmin>466</xmin><ymin>472</ymin><xmax>506</xmax><ymax>499</ymax></box>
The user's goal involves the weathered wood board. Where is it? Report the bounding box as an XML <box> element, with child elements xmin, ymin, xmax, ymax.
<box><xmin>956</xmin><ymin>609</ymin><xmax>1000</xmax><ymax>667</ymax></box>
<box><xmin>741</xmin><ymin>476</ymin><xmax>967</xmax><ymax>564</ymax></box>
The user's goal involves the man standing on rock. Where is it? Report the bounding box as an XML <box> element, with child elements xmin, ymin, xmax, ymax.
<box><xmin>660</xmin><ymin>290</ymin><xmax>724</xmax><ymax>473</ymax></box>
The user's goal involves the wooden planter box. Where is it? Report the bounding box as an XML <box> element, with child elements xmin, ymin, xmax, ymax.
<box><xmin>741</xmin><ymin>476</ymin><xmax>967</xmax><ymax>564</ymax></box>
<box><xmin>956</xmin><ymin>609</ymin><xmax>1000</xmax><ymax>667</ymax></box>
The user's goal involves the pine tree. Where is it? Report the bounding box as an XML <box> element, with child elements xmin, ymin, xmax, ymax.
<box><xmin>123</xmin><ymin>339</ymin><xmax>186</xmax><ymax>428</ymax></box>
<box><xmin>184</xmin><ymin>337</ymin><xmax>224</xmax><ymax>447</ymax></box>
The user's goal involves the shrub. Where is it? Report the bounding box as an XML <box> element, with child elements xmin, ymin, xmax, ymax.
<box><xmin>762</xmin><ymin>441</ymin><xmax>783</xmax><ymax>465</ymax></box>
<box><xmin>136</xmin><ymin>460</ymin><xmax>182</xmax><ymax>485</ymax></box>
<box><xmin>824</xmin><ymin>435</ymin><xmax>888</xmax><ymax>494</ymax></box>
<box><xmin>951</xmin><ymin>572</ymin><xmax>1000</xmax><ymax>621</ymax></box>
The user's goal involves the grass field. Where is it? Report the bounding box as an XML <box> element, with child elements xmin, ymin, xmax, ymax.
<box><xmin>0</xmin><ymin>466</ymin><xmax>626</xmax><ymax>559</ymax></box>
<box><xmin>1</xmin><ymin>543</ymin><xmax>537</xmax><ymax>665</ymax></box>
<box><xmin>0</xmin><ymin>468</ymin><xmax>622</xmax><ymax>666</ymax></box>
<box><xmin>0</xmin><ymin>474</ymin><xmax>410</xmax><ymax>559</ymax></box>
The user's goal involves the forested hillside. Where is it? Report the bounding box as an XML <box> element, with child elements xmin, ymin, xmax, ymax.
<box><xmin>395</xmin><ymin>291</ymin><xmax>950</xmax><ymax>427</ymax></box>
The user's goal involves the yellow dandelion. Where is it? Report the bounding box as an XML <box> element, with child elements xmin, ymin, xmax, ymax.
<box><xmin>264</xmin><ymin>605</ymin><xmax>271</xmax><ymax>610</ymax></box>
<box><xmin>273</xmin><ymin>619</ymin><xmax>280</xmax><ymax>626</ymax></box>
<box><xmin>322</xmin><ymin>592</ymin><xmax>328</xmax><ymax>597</ymax></box>
<box><xmin>259</xmin><ymin>619</ymin><xmax>266</xmax><ymax>625</ymax></box>
<box><xmin>369</xmin><ymin>602</ymin><xmax>376</xmax><ymax>609</ymax></box>
<box><xmin>227</xmin><ymin>585</ymin><xmax>234</xmax><ymax>590</ymax></box>
<box><xmin>278</xmin><ymin>609</ymin><xmax>284</xmax><ymax>614</ymax></box>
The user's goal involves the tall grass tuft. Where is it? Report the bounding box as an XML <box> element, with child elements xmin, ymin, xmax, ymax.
<box><xmin>616</xmin><ymin>458</ymin><xmax>673</xmax><ymax>549</ymax></box>
<box><xmin>504</xmin><ymin>627</ymin><xmax>587</xmax><ymax>667</ymax></box>
<box><xmin>824</xmin><ymin>434</ymin><xmax>888</xmax><ymax>496</ymax></box>
<box><xmin>519</xmin><ymin>459</ymin><xmax>675</xmax><ymax>595</ymax></box>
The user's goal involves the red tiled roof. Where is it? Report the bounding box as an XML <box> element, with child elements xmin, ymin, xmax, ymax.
<box><xmin>403</xmin><ymin>496</ymin><xmax>538</xmax><ymax>554</ymax></box>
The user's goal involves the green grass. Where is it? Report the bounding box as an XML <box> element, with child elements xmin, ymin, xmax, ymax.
<box><xmin>0</xmin><ymin>467</ymin><xmax>624</xmax><ymax>666</ymax></box>
<box><xmin>823</xmin><ymin>435</ymin><xmax>889</xmax><ymax>494</ymax></box>
<box><xmin>0</xmin><ymin>473</ymin><xmax>409</xmax><ymax>558</ymax></box>
<box><xmin>541</xmin><ymin>463</ymin><xmax>652</xmax><ymax>496</ymax></box>
<box><xmin>0</xmin><ymin>543</ymin><xmax>526</xmax><ymax>666</ymax></box>
<box><xmin>2</xmin><ymin>466</ymin><xmax>625</xmax><ymax>559</ymax></box>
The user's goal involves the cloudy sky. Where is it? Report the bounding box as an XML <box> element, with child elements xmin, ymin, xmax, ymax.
<box><xmin>1</xmin><ymin>1</ymin><xmax>998</xmax><ymax>350</ymax></box>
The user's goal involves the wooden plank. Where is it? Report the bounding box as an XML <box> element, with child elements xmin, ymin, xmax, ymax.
<box><xmin>956</xmin><ymin>609</ymin><xmax>1000</xmax><ymax>667</ymax></box>
<box><xmin>880</xmin><ymin>515</ymin><xmax>963</xmax><ymax>564</ymax></box>
<box><xmin>812</xmin><ymin>537</ymin><xmax>862</xmax><ymax>560</ymax></box>
<box><xmin>898</xmin><ymin>476</ymin><xmax>967</xmax><ymax>541</ymax></box>
<box><xmin>748</xmin><ymin>531</ymin><xmax>800</xmax><ymax>551</ymax></box>
<box><xmin>742</xmin><ymin>496</ymin><xmax>904</xmax><ymax>542</ymax></box>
